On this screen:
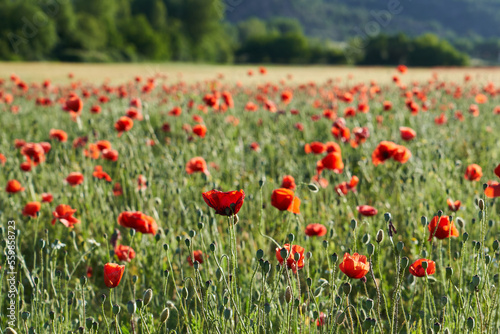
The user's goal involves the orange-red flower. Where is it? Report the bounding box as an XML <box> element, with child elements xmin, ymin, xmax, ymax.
<box><xmin>102</xmin><ymin>149</ymin><xmax>119</xmax><ymax>162</ymax></box>
<box><xmin>6</xmin><ymin>179</ymin><xmax>24</xmax><ymax>193</ymax></box>
<box><xmin>339</xmin><ymin>252</ymin><xmax>370</xmax><ymax>279</ymax></box>
<box><xmin>66</xmin><ymin>172</ymin><xmax>84</xmax><ymax>186</ymax></box>
<box><xmin>126</xmin><ymin>108</ymin><xmax>143</xmax><ymax>120</ymax></box>
<box><xmin>137</xmin><ymin>175</ymin><xmax>147</xmax><ymax>190</ymax></box>
<box><xmin>115</xmin><ymin>116</ymin><xmax>133</xmax><ymax>136</ymax></box>
<box><xmin>0</xmin><ymin>153</ymin><xmax>6</xmax><ymax>166</ymax></box>
<box><xmin>485</xmin><ymin>181</ymin><xmax>500</xmax><ymax>198</ymax></box>
<box><xmin>113</xmin><ymin>183</ymin><xmax>123</xmax><ymax>196</ymax></box>
<box><xmin>271</xmin><ymin>188</ymin><xmax>301</xmax><ymax>214</ymax></box>
<box><xmin>114</xmin><ymin>244</ymin><xmax>136</xmax><ymax>262</ymax></box>
<box><xmin>275</xmin><ymin>244</ymin><xmax>305</xmax><ymax>274</ymax></box>
<box><xmin>409</xmin><ymin>259</ymin><xmax>436</xmax><ymax>277</ymax></box>
<box><xmin>49</xmin><ymin>129</ymin><xmax>68</xmax><ymax>142</ymax></box>
<box><xmin>464</xmin><ymin>164</ymin><xmax>482</xmax><ymax>181</ymax></box>
<box><xmin>447</xmin><ymin>199</ymin><xmax>461</xmax><ymax>212</ymax></box>
<box><xmin>52</xmin><ymin>204</ymin><xmax>80</xmax><ymax>227</ymax></box>
<box><xmin>64</xmin><ymin>94</ymin><xmax>83</xmax><ymax>113</ymax></box>
<box><xmin>305</xmin><ymin>224</ymin><xmax>327</xmax><ymax>237</ymax></box>
<box><xmin>400</xmin><ymin>127</ymin><xmax>416</xmax><ymax>141</ymax></box>
<box><xmin>319</xmin><ymin>152</ymin><xmax>344</xmax><ymax>173</ymax></box>
<box><xmin>393</xmin><ymin>145</ymin><xmax>411</xmax><ymax>164</ymax></box>
<box><xmin>96</xmin><ymin>140</ymin><xmax>112</xmax><ymax>151</ymax></box>
<box><xmin>372</xmin><ymin>141</ymin><xmax>398</xmax><ymax>166</ymax></box>
<box><xmin>187</xmin><ymin>250</ymin><xmax>205</xmax><ymax>266</ymax></box>
<box><xmin>22</xmin><ymin>202</ymin><xmax>41</xmax><ymax>218</ymax></box>
<box><xmin>186</xmin><ymin>157</ymin><xmax>209</xmax><ymax>175</ymax></box>
<box><xmin>41</xmin><ymin>193</ymin><xmax>53</xmax><ymax>203</ymax></box>
<box><xmin>428</xmin><ymin>216</ymin><xmax>459</xmax><ymax>241</ymax></box>
<box><xmin>193</xmin><ymin>124</ymin><xmax>207</xmax><ymax>138</ymax></box>
<box><xmin>104</xmin><ymin>263</ymin><xmax>125</xmax><ymax>288</ymax></box>
<box><xmin>21</xmin><ymin>143</ymin><xmax>45</xmax><ymax>166</ymax></box>
<box><xmin>93</xmin><ymin>166</ymin><xmax>112</xmax><ymax>182</ymax></box>
<box><xmin>281</xmin><ymin>175</ymin><xmax>296</xmax><ymax>190</ymax></box>
<box><xmin>117</xmin><ymin>211</ymin><xmax>158</xmax><ymax>235</ymax></box>
<box><xmin>306</xmin><ymin>142</ymin><xmax>326</xmax><ymax>154</ymax></box>
<box><xmin>202</xmin><ymin>189</ymin><xmax>245</xmax><ymax>216</ymax></box>
<box><xmin>357</xmin><ymin>205</ymin><xmax>378</xmax><ymax>216</ymax></box>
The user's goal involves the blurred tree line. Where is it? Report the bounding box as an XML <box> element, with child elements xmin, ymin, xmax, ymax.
<box><xmin>0</xmin><ymin>0</ymin><xmax>486</xmax><ymax>66</ymax></box>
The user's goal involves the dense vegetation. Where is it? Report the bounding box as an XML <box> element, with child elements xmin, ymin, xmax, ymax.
<box><xmin>0</xmin><ymin>0</ymin><xmax>495</xmax><ymax>64</ymax></box>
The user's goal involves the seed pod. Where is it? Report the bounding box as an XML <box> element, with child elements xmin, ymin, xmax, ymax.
<box><xmin>143</xmin><ymin>289</ymin><xmax>153</xmax><ymax>306</ymax></box>
<box><xmin>421</xmin><ymin>216</ymin><xmax>428</xmax><ymax>227</ymax></box>
<box><xmin>342</xmin><ymin>282</ymin><xmax>351</xmax><ymax>296</ymax></box>
<box><xmin>400</xmin><ymin>257</ymin><xmax>409</xmax><ymax>269</ymax></box>
<box><xmin>467</xmin><ymin>317</ymin><xmax>475</xmax><ymax>330</ymax></box>
<box><xmin>446</xmin><ymin>267</ymin><xmax>453</xmax><ymax>279</ymax></box>
<box><xmin>362</xmin><ymin>233</ymin><xmax>370</xmax><ymax>244</ymax></box>
<box><xmin>112</xmin><ymin>304</ymin><xmax>121</xmax><ymax>315</ymax></box>
<box><xmin>367</xmin><ymin>243</ymin><xmax>375</xmax><ymax>256</ymax></box>
<box><xmin>376</xmin><ymin>230</ymin><xmax>384</xmax><ymax>243</ymax></box>
<box><xmin>396</xmin><ymin>241</ymin><xmax>404</xmax><ymax>253</ymax></box>
<box><xmin>224</xmin><ymin>308</ymin><xmax>232</xmax><ymax>320</ymax></box>
<box><xmin>336</xmin><ymin>311</ymin><xmax>346</xmax><ymax>324</ymax></box>
<box><xmin>127</xmin><ymin>301</ymin><xmax>136</xmax><ymax>314</ymax></box>
<box><xmin>285</xmin><ymin>286</ymin><xmax>292</xmax><ymax>303</ymax></box>
<box><xmin>350</xmin><ymin>219</ymin><xmax>357</xmax><ymax>230</ymax></box>
<box><xmin>160</xmin><ymin>307</ymin><xmax>170</xmax><ymax>323</ymax></box>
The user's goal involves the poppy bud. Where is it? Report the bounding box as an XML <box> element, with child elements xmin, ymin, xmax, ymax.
<box><xmin>350</xmin><ymin>219</ymin><xmax>357</xmax><ymax>230</ymax></box>
<box><xmin>184</xmin><ymin>238</ymin><xmax>191</xmax><ymax>247</ymax></box>
<box><xmin>306</xmin><ymin>251</ymin><xmax>312</xmax><ymax>259</ymax></box>
<box><xmin>285</xmin><ymin>286</ymin><xmax>292</xmax><ymax>303</ymax></box>
<box><xmin>384</xmin><ymin>212</ymin><xmax>391</xmax><ymax>222</ymax></box>
<box><xmin>198</xmin><ymin>222</ymin><xmax>204</xmax><ymax>230</ymax></box>
<box><xmin>80</xmin><ymin>276</ymin><xmax>87</xmax><ymax>286</ymax></box>
<box><xmin>463</xmin><ymin>232</ymin><xmax>469</xmax><ymax>242</ymax></box>
<box><xmin>234</xmin><ymin>214</ymin><xmax>239</xmax><ymax>224</ymax></box>
<box><xmin>421</xmin><ymin>216</ymin><xmax>428</xmax><ymax>227</ymax></box>
<box><xmin>101</xmin><ymin>294</ymin><xmax>106</xmax><ymax>304</ymax></box>
<box><xmin>494</xmin><ymin>274</ymin><xmax>499</xmax><ymax>284</ymax></box>
<box><xmin>143</xmin><ymin>288</ymin><xmax>153</xmax><ymax>306</ymax></box>
<box><xmin>331</xmin><ymin>253</ymin><xmax>338</xmax><ymax>263</ymax></box>
<box><xmin>434</xmin><ymin>322</ymin><xmax>441</xmax><ymax>333</ymax></box>
<box><xmin>444</xmin><ymin>328</ymin><xmax>450</xmax><ymax>334</ymax></box>
<box><xmin>396</xmin><ymin>241</ymin><xmax>404</xmax><ymax>253</ymax></box>
<box><xmin>306</xmin><ymin>277</ymin><xmax>312</xmax><ymax>287</ymax></box>
<box><xmin>294</xmin><ymin>252</ymin><xmax>300</xmax><ymax>262</ymax></box>
<box><xmin>471</xmin><ymin>275</ymin><xmax>481</xmax><ymax>289</ymax></box>
<box><xmin>259</xmin><ymin>178</ymin><xmax>265</xmax><ymax>187</ymax></box>
<box><xmin>189</xmin><ymin>230</ymin><xmax>196</xmax><ymax>238</ymax></box>
<box><xmin>194</xmin><ymin>261</ymin><xmax>199</xmax><ymax>270</ymax></box>
<box><xmin>132</xmin><ymin>275</ymin><xmax>138</xmax><ymax>284</ymax></box>
<box><xmin>288</xmin><ymin>233</ymin><xmax>295</xmax><ymax>242</ymax></box>
<box><xmin>400</xmin><ymin>257</ymin><xmax>409</xmax><ymax>269</ymax></box>
<box><xmin>314</xmin><ymin>287</ymin><xmax>322</xmax><ymax>297</ymax></box>
<box><xmin>38</xmin><ymin>239</ymin><xmax>45</xmax><ymax>250</ymax></box>
<box><xmin>336</xmin><ymin>311</ymin><xmax>346</xmax><ymax>324</ymax></box>
<box><xmin>322</xmin><ymin>240</ymin><xmax>328</xmax><ymax>249</ymax></box>
<box><xmin>127</xmin><ymin>301</ymin><xmax>136</xmax><ymax>314</ymax></box>
<box><xmin>163</xmin><ymin>244</ymin><xmax>169</xmax><ymax>251</ymax></box>
<box><xmin>308</xmin><ymin>184</ymin><xmax>319</xmax><ymax>192</ymax></box>
<box><xmin>437</xmin><ymin>210</ymin><xmax>443</xmax><ymax>217</ymax></box>
<box><xmin>362</xmin><ymin>318</ymin><xmax>374</xmax><ymax>330</ymax></box>
<box><xmin>160</xmin><ymin>308</ymin><xmax>170</xmax><ymax>323</ymax></box>
<box><xmin>373</xmin><ymin>230</ymin><xmax>384</xmax><ymax>246</ymax></box>
<box><xmin>342</xmin><ymin>282</ymin><xmax>351</xmax><ymax>296</ymax></box>
<box><xmin>129</xmin><ymin>229</ymin><xmax>136</xmax><ymax>237</ymax></box>
<box><xmin>478</xmin><ymin>199</ymin><xmax>485</xmax><ymax>211</ymax></box>
<box><xmin>446</xmin><ymin>267</ymin><xmax>453</xmax><ymax>279</ymax></box>
<box><xmin>441</xmin><ymin>296</ymin><xmax>449</xmax><ymax>306</ymax></box>
<box><xmin>210</xmin><ymin>243</ymin><xmax>216</xmax><ymax>253</ymax></box>
<box><xmin>136</xmin><ymin>299</ymin><xmax>143</xmax><ymax>309</ymax></box>
<box><xmin>363</xmin><ymin>298</ymin><xmax>374</xmax><ymax>312</ymax></box>
<box><xmin>256</xmin><ymin>249</ymin><xmax>264</xmax><ymax>260</ymax></box>
<box><xmin>112</xmin><ymin>304</ymin><xmax>121</xmax><ymax>315</ymax></box>
<box><xmin>472</xmin><ymin>218</ymin><xmax>476</xmax><ymax>225</ymax></box>
<box><xmin>467</xmin><ymin>317</ymin><xmax>475</xmax><ymax>330</ymax></box>
<box><xmin>280</xmin><ymin>248</ymin><xmax>288</xmax><ymax>261</ymax></box>
<box><xmin>22</xmin><ymin>312</ymin><xmax>30</xmax><ymax>320</ymax></box>
<box><xmin>4</xmin><ymin>328</ymin><xmax>17</xmax><ymax>334</ymax></box>
<box><xmin>362</xmin><ymin>233</ymin><xmax>370</xmax><ymax>244</ymax></box>
<box><xmin>456</xmin><ymin>217</ymin><xmax>465</xmax><ymax>229</ymax></box>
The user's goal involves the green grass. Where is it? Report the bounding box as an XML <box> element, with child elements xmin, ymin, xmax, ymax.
<box><xmin>0</xmin><ymin>67</ymin><xmax>500</xmax><ymax>334</ymax></box>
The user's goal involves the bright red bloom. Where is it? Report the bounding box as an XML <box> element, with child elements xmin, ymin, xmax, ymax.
<box><xmin>114</xmin><ymin>116</ymin><xmax>134</xmax><ymax>136</ymax></box>
<box><xmin>250</xmin><ymin>142</ymin><xmax>260</xmax><ymax>152</ymax></box>
<box><xmin>320</xmin><ymin>152</ymin><xmax>344</xmax><ymax>173</ymax></box>
<box><xmin>428</xmin><ymin>216</ymin><xmax>459</xmax><ymax>241</ymax></box>
<box><xmin>372</xmin><ymin>141</ymin><xmax>398</xmax><ymax>166</ymax></box>
<box><xmin>22</xmin><ymin>202</ymin><xmax>41</xmax><ymax>218</ymax></box>
<box><xmin>193</xmin><ymin>124</ymin><xmax>207</xmax><ymax>138</ymax></box>
<box><xmin>52</xmin><ymin>204</ymin><xmax>80</xmax><ymax>227</ymax></box>
<box><xmin>117</xmin><ymin>211</ymin><xmax>158</xmax><ymax>235</ymax></box>
<box><xmin>281</xmin><ymin>175</ymin><xmax>296</xmax><ymax>190</ymax></box>
<box><xmin>102</xmin><ymin>149</ymin><xmax>119</xmax><ymax>162</ymax></box>
<box><xmin>309</xmin><ymin>142</ymin><xmax>326</xmax><ymax>154</ymax></box>
<box><xmin>40</xmin><ymin>142</ymin><xmax>51</xmax><ymax>154</ymax></box>
<box><xmin>64</xmin><ymin>94</ymin><xmax>83</xmax><ymax>113</ymax></box>
<box><xmin>103</xmin><ymin>263</ymin><xmax>125</xmax><ymax>288</ymax></box>
<box><xmin>6</xmin><ymin>179</ymin><xmax>24</xmax><ymax>193</ymax></box>
<box><xmin>187</xmin><ymin>250</ymin><xmax>205</xmax><ymax>266</ymax></box>
<box><xmin>447</xmin><ymin>199</ymin><xmax>461</xmax><ymax>212</ymax></box>
<box><xmin>96</xmin><ymin>140</ymin><xmax>112</xmax><ymax>151</ymax></box>
<box><xmin>464</xmin><ymin>164</ymin><xmax>482</xmax><ymax>181</ymax></box>
<box><xmin>485</xmin><ymin>181</ymin><xmax>500</xmax><ymax>198</ymax></box>
<box><xmin>202</xmin><ymin>189</ymin><xmax>245</xmax><ymax>216</ymax></box>
<box><xmin>66</xmin><ymin>172</ymin><xmax>84</xmax><ymax>186</ymax></box>
<box><xmin>271</xmin><ymin>188</ymin><xmax>300</xmax><ymax>214</ymax></box>
<box><xmin>114</xmin><ymin>244</ymin><xmax>136</xmax><ymax>262</ymax></box>
<box><xmin>357</xmin><ymin>205</ymin><xmax>378</xmax><ymax>216</ymax></box>
<box><xmin>275</xmin><ymin>244</ymin><xmax>305</xmax><ymax>274</ymax></box>
<box><xmin>113</xmin><ymin>183</ymin><xmax>123</xmax><ymax>196</ymax></box>
<box><xmin>137</xmin><ymin>175</ymin><xmax>147</xmax><ymax>190</ymax></box>
<box><xmin>0</xmin><ymin>153</ymin><xmax>6</xmax><ymax>166</ymax></box>
<box><xmin>305</xmin><ymin>224</ymin><xmax>327</xmax><ymax>237</ymax></box>
<box><xmin>409</xmin><ymin>259</ymin><xmax>436</xmax><ymax>277</ymax></box>
<box><xmin>49</xmin><ymin>129</ymin><xmax>68</xmax><ymax>142</ymax></box>
<box><xmin>400</xmin><ymin>127</ymin><xmax>416</xmax><ymax>141</ymax></box>
<box><xmin>41</xmin><ymin>193</ymin><xmax>53</xmax><ymax>203</ymax></box>
<box><xmin>93</xmin><ymin>166</ymin><xmax>112</xmax><ymax>182</ymax></box>
<box><xmin>316</xmin><ymin>312</ymin><xmax>326</xmax><ymax>327</ymax></box>
<box><xmin>339</xmin><ymin>252</ymin><xmax>370</xmax><ymax>279</ymax></box>
<box><xmin>393</xmin><ymin>145</ymin><xmax>411</xmax><ymax>164</ymax></box>
<box><xmin>21</xmin><ymin>143</ymin><xmax>45</xmax><ymax>166</ymax></box>
<box><xmin>397</xmin><ymin>65</ymin><xmax>408</xmax><ymax>73</ymax></box>
<box><xmin>186</xmin><ymin>157</ymin><xmax>209</xmax><ymax>175</ymax></box>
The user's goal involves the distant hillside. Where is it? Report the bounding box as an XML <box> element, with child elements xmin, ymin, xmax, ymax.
<box><xmin>225</xmin><ymin>0</ymin><xmax>500</xmax><ymax>41</ymax></box>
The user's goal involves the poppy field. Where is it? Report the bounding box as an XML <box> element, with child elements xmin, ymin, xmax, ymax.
<box><xmin>1</xmin><ymin>64</ymin><xmax>500</xmax><ymax>334</ymax></box>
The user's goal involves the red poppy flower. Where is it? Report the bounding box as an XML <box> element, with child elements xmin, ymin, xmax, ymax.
<box><xmin>485</xmin><ymin>181</ymin><xmax>500</xmax><ymax>198</ymax></box>
<box><xmin>86</xmin><ymin>266</ymin><xmax>93</xmax><ymax>278</ymax></box>
<box><xmin>169</xmin><ymin>106</ymin><xmax>182</xmax><ymax>116</ymax></box>
<box><xmin>281</xmin><ymin>175</ymin><xmax>296</xmax><ymax>190</ymax></box>
<box><xmin>397</xmin><ymin>65</ymin><xmax>408</xmax><ymax>73</ymax></box>
<box><xmin>114</xmin><ymin>244</ymin><xmax>136</xmax><ymax>262</ymax></box>
<box><xmin>434</xmin><ymin>113</ymin><xmax>447</xmax><ymax>125</ymax></box>
<box><xmin>275</xmin><ymin>244</ymin><xmax>305</xmax><ymax>274</ymax></box>
<box><xmin>93</xmin><ymin>166</ymin><xmax>112</xmax><ymax>182</ymax></box>
<box><xmin>357</xmin><ymin>205</ymin><xmax>378</xmax><ymax>216</ymax></box>
<box><xmin>40</xmin><ymin>142</ymin><xmax>51</xmax><ymax>154</ymax></box>
<box><xmin>187</xmin><ymin>250</ymin><xmax>205</xmax><ymax>266</ymax></box>
<box><xmin>339</xmin><ymin>252</ymin><xmax>370</xmax><ymax>279</ymax></box>
<box><xmin>66</xmin><ymin>172</ymin><xmax>84</xmax><ymax>186</ymax></box>
<box><xmin>193</xmin><ymin>124</ymin><xmax>207</xmax><ymax>138</ymax></box>
<box><xmin>309</xmin><ymin>142</ymin><xmax>326</xmax><ymax>154</ymax></box>
<box><xmin>447</xmin><ymin>199</ymin><xmax>461</xmax><ymax>212</ymax></box>
<box><xmin>41</xmin><ymin>193</ymin><xmax>53</xmax><ymax>203</ymax></box>
<box><xmin>400</xmin><ymin>127</ymin><xmax>416</xmax><ymax>141</ymax></box>
<box><xmin>102</xmin><ymin>149</ymin><xmax>119</xmax><ymax>162</ymax></box>
<box><xmin>383</xmin><ymin>101</ymin><xmax>392</xmax><ymax>111</ymax></box>
<box><xmin>271</xmin><ymin>188</ymin><xmax>301</xmax><ymax>214</ymax></box>
<box><xmin>250</xmin><ymin>142</ymin><xmax>260</xmax><ymax>152</ymax></box>
<box><xmin>73</xmin><ymin>136</ymin><xmax>88</xmax><ymax>148</ymax></box>
<box><xmin>325</xmin><ymin>142</ymin><xmax>341</xmax><ymax>154</ymax></box>
<box><xmin>52</xmin><ymin>204</ymin><xmax>80</xmax><ymax>227</ymax></box>
<box><xmin>114</xmin><ymin>116</ymin><xmax>134</xmax><ymax>136</ymax></box>
<box><xmin>126</xmin><ymin>108</ymin><xmax>143</xmax><ymax>121</ymax></box>
<box><xmin>6</xmin><ymin>179</ymin><xmax>24</xmax><ymax>193</ymax></box>
<box><xmin>475</xmin><ymin>94</ymin><xmax>487</xmax><ymax>104</ymax></box>
<box><xmin>137</xmin><ymin>175</ymin><xmax>147</xmax><ymax>190</ymax></box>
<box><xmin>305</xmin><ymin>224</ymin><xmax>327</xmax><ymax>237</ymax></box>
<box><xmin>372</xmin><ymin>141</ymin><xmax>398</xmax><ymax>166</ymax></box>
<box><xmin>186</xmin><ymin>157</ymin><xmax>209</xmax><ymax>175</ymax></box>
<box><xmin>103</xmin><ymin>263</ymin><xmax>125</xmax><ymax>288</ymax></box>
<box><xmin>428</xmin><ymin>216</ymin><xmax>459</xmax><ymax>241</ymax></box>
<box><xmin>311</xmin><ymin>175</ymin><xmax>329</xmax><ymax>188</ymax></box>
<box><xmin>22</xmin><ymin>202</ymin><xmax>41</xmax><ymax>218</ymax></box>
<box><xmin>464</xmin><ymin>164</ymin><xmax>482</xmax><ymax>181</ymax></box>
<box><xmin>281</xmin><ymin>90</ymin><xmax>293</xmax><ymax>104</ymax></box>
<box><xmin>409</xmin><ymin>259</ymin><xmax>436</xmax><ymax>277</ymax></box>
<box><xmin>21</xmin><ymin>143</ymin><xmax>45</xmax><ymax>166</ymax></box>
<box><xmin>202</xmin><ymin>189</ymin><xmax>245</xmax><ymax>216</ymax></box>
<box><xmin>393</xmin><ymin>145</ymin><xmax>411</xmax><ymax>164</ymax></box>
<box><xmin>20</xmin><ymin>161</ymin><xmax>32</xmax><ymax>172</ymax></box>
<box><xmin>113</xmin><ymin>183</ymin><xmax>123</xmax><ymax>196</ymax></box>
<box><xmin>90</xmin><ymin>105</ymin><xmax>101</xmax><ymax>114</ymax></box>
<box><xmin>96</xmin><ymin>140</ymin><xmax>112</xmax><ymax>151</ymax></box>
<box><xmin>64</xmin><ymin>94</ymin><xmax>83</xmax><ymax>113</ymax></box>
<box><xmin>320</xmin><ymin>152</ymin><xmax>344</xmax><ymax>173</ymax></box>
<box><xmin>0</xmin><ymin>153</ymin><xmax>6</xmax><ymax>166</ymax></box>
<box><xmin>49</xmin><ymin>129</ymin><xmax>68</xmax><ymax>142</ymax></box>
<box><xmin>117</xmin><ymin>211</ymin><xmax>158</xmax><ymax>235</ymax></box>
<box><xmin>316</xmin><ymin>312</ymin><xmax>326</xmax><ymax>327</ymax></box>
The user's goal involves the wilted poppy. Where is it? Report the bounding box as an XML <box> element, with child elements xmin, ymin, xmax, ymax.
<box><xmin>409</xmin><ymin>259</ymin><xmax>436</xmax><ymax>277</ymax></box>
<box><xmin>357</xmin><ymin>205</ymin><xmax>378</xmax><ymax>216</ymax></box>
<box><xmin>103</xmin><ymin>263</ymin><xmax>125</xmax><ymax>288</ymax></box>
<box><xmin>6</xmin><ymin>179</ymin><xmax>24</xmax><ymax>193</ymax></box>
<box><xmin>400</xmin><ymin>127</ymin><xmax>416</xmax><ymax>141</ymax></box>
<box><xmin>118</xmin><ymin>211</ymin><xmax>158</xmax><ymax>235</ymax></box>
<box><xmin>22</xmin><ymin>202</ymin><xmax>41</xmax><ymax>218</ymax></box>
<box><xmin>271</xmin><ymin>188</ymin><xmax>301</xmax><ymax>214</ymax></box>
<box><xmin>186</xmin><ymin>157</ymin><xmax>209</xmax><ymax>175</ymax></box>
<box><xmin>281</xmin><ymin>175</ymin><xmax>296</xmax><ymax>190</ymax></box>
<box><xmin>339</xmin><ymin>252</ymin><xmax>370</xmax><ymax>279</ymax></box>
<box><xmin>66</xmin><ymin>172</ymin><xmax>84</xmax><ymax>186</ymax></box>
<box><xmin>464</xmin><ymin>164</ymin><xmax>482</xmax><ymax>181</ymax></box>
<box><xmin>202</xmin><ymin>189</ymin><xmax>245</xmax><ymax>216</ymax></box>
<box><xmin>114</xmin><ymin>244</ymin><xmax>136</xmax><ymax>262</ymax></box>
<box><xmin>115</xmin><ymin>116</ymin><xmax>133</xmax><ymax>136</ymax></box>
<box><xmin>447</xmin><ymin>199</ymin><xmax>461</xmax><ymax>212</ymax></box>
<box><xmin>187</xmin><ymin>250</ymin><xmax>205</xmax><ymax>266</ymax></box>
<box><xmin>305</xmin><ymin>224</ymin><xmax>327</xmax><ymax>237</ymax></box>
<box><xmin>52</xmin><ymin>204</ymin><xmax>80</xmax><ymax>227</ymax></box>
<box><xmin>428</xmin><ymin>215</ymin><xmax>459</xmax><ymax>241</ymax></box>
<box><xmin>275</xmin><ymin>244</ymin><xmax>305</xmax><ymax>274</ymax></box>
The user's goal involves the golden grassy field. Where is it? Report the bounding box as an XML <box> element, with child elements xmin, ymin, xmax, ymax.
<box><xmin>2</xmin><ymin>62</ymin><xmax>500</xmax><ymax>85</ymax></box>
